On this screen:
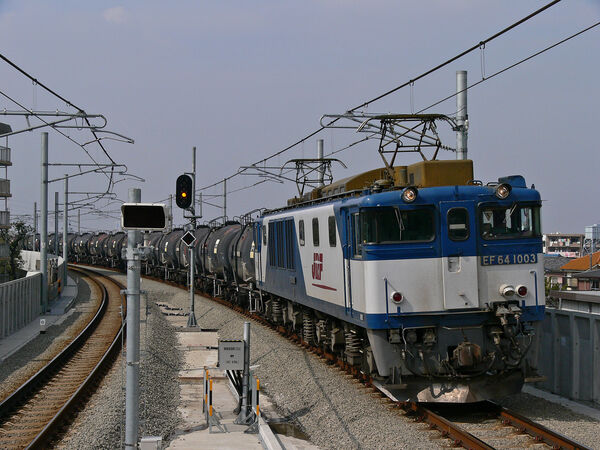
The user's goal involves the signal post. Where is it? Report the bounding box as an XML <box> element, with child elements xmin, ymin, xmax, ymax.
<box><xmin>175</xmin><ymin>146</ymin><xmax>202</xmax><ymax>327</ymax></box>
<box><xmin>120</xmin><ymin>196</ymin><xmax>168</xmax><ymax>448</ymax></box>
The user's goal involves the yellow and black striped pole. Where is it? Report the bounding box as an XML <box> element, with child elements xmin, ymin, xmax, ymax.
<box><xmin>256</xmin><ymin>378</ymin><xmax>260</xmax><ymax>418</ymax></box>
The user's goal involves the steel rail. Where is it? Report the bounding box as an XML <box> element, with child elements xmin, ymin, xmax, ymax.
<box><xmin>0</xmin><ymin>266</ymin><xmax>125</xmax><ymax>449</ymax></box>
<box><xmin>90</xmin><ymin>264</ymin><xmax>592</xmax><ymax>450</ymax></box>
<box><xmin>401</xmin><ymin>402</ymin><xmax>493</xmax><ymax>450</ymax></box>
<box><xmin>489</xmin><ymin>401</ymin><xmax>590</xmax><ymax>450</ymax></box>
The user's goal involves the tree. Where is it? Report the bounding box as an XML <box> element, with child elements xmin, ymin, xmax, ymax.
<box><xmin>0</xmin><ymin>220</ymin><xmax>32</xmax><ymax>281</ymax></box>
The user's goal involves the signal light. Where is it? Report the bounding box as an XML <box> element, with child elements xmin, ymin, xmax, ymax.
<box><xmin>494</xmin><ymin>183</ymin><xmax>511</xmax><ymax>199</ymax></box>
<box><xmin>391</xmin><ymin>291</ymin><xmax>403</xmax><ymax>303</ymax></box>
<box><xmin>402</xmin><ymin>187</ymin><xmax>418</xmax><ymax>203</ymax></box>
<box><xmin>517</xmin><ymin>285</ymin><xmax>528</xmax><ymax>297</ymax></box>
<box><xmin>176</xmin><ymin>174</ymin><xmax>193</xmax><ymax>209</ymax></box>
<box><xmin>499</xmin><ymin>284</ymin><xmax>515</xmax><ymax>297</ymax></box>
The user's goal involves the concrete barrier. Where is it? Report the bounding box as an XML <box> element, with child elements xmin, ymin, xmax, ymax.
<box><xmin>0</xmin><ymin>272</ymin><xmax>42</xmax><ymax>338</ymax></box>
<box><xmin>536</xmin><ymin>302</ymin><xmax>600</xmax><ymax>406</ymax></box>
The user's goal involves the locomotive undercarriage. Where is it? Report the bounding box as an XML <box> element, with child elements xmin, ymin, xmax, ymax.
<box><xmin>103</xmin><ymin>260</ymin><xmax>539</xmax><ymax>402</ymax></box>
<box><xmin>370</xmin><ymin>301</ymin><xmax>542</xmax><ymax>402</ymax></box>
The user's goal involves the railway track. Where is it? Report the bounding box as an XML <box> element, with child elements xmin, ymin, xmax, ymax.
<box><xmin>117</xmin><ymin>269</ymin><xmax>592</xmax><ymax>450</ymax></box>
<box><xmin>0</xmin><ymin>266</ymin><xmax>125</xmax><ymax>449</ymax></box>
<box><xmin>391</xmin><ymin>399</ymin><xmax>590</xmax><ymax>450</ymax></box>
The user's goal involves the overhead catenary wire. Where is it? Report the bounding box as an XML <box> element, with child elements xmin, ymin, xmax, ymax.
<box><xmin>0</xmin><ymin>52</ymin><xmax>116</xmax><ymax>164</ymax></box>
<box><xmin>198</xmin><ymin>14</ymin><xmax>599</xmax><ymax>209</ymax></box>
<box><xmin>416</xmin><ymin>20</ymin><xmax>600</xmax><ymax>114</ymax></box>
<box><xmin>196</xmin><ymin>0</ymin><xmax>563</xmax><ymax>195</ymax></box>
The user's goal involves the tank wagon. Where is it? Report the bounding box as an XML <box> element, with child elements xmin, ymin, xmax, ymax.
<box><xmin>67</xmin><ymin>158</ymin><xmax>544</xmax><ymax>402</ymax></box>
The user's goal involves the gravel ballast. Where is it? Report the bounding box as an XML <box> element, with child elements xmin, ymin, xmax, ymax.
<box><xmin>4</xmin><ymin>267</ymin><xmax>599</xmax><ymax>449</ymax></box>
<box><xmin>0</xmin><ymin>272</ymin><xmax>97</xmax><ymax>402</ymax></box>
<box><xmin>58</xmin><ymin>271</ymin><xmax>182</xmax><ymax>449</ymax></box>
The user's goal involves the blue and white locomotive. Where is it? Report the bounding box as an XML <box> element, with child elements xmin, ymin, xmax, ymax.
<box><xmin>255</xmin><ymin>159</ymin><xmax>544</xmax><ymax>402</ymax></box>
<box><xmin>62</xmin><ymin>146</ymin><xmax>545</xmax><ymax>403</ymax></box>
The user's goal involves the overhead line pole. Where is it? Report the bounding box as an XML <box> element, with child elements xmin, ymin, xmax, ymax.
<box><xmin>40</xmin><ymin>133</ymin><xmax>48</xmax><ymax>312</ymax></box>
<box><xmin>54</xmin><ymin>192</ymin><xmax>59</xmax><ymax>256</ymax></box>
<box><xmin>63</xmin><ymin>175</ymin><xmax>68</xmax><ymax>284</ymax></box>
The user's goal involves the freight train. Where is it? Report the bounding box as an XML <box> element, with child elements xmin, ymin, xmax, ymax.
<box><xmin>31</xmin><ymin>158</ymin><xmax>545</xmax><ymax>403</ymax></box>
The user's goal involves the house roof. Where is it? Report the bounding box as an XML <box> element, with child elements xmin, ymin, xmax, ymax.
<box><xmin>544</xmin><ymin>255</ymin><xmax>574</xmax><ymax>272</ymax></box>
<box><xmin>573</xmin><ymin>269</ymin><xmax>600</xmax><ymax>279</ymax></box>
<box><xmin>560</xmin><ymin>251</ymin><xmax>600</xmax><ymax>271</ymax></box>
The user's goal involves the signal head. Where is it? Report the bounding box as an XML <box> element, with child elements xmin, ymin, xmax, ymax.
<box><xmin>176</xmin><ymin>174</ymin><xmax>193</xmax><ymax>209</ymax></box>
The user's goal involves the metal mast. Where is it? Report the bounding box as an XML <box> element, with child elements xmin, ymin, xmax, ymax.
<box><xmin>40</xmin><ymin>133</ymin><xmax>48</xmax><ymax>312</ymax></box>
<box><xmin>456</xmin><ymin>70</ymin><xmax>468</xmax><ymax>160</ymax></box>
<box><xmin>63</xmin><ymin>175</ymin><xmax>68</xmax><ymax>283</ymax></box>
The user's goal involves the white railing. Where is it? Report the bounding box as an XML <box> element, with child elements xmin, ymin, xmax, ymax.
<box><xmin>0</xmin><ymin>179</ymin><xmax>10</xmax><ymax>196</ymax></box>
<box><xmin>0</xmin><ymin>210</ymin><xmax>9</xmax><ymax>228</ymax></box>
<box><xmin>0</xmin><ymin>146</ymin><xmax>10</xmax><ymax>164</ymax></box>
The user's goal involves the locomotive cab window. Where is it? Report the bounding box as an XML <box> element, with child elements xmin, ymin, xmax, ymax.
<box><xmin>312</xmin><ymin>218</ymin><xmax>320</xmax><ymax>247</ymax></box>
<box><xmin>262</xmin><ymin>224</ymin><xmax>267</xmax><ymax>245</ymax></box>
<box><xmin>480</xmin><ymin>204</ymin><xmax>541</xmax><ymax>240</ymax></box>
<box><xmin>447</xmin><ymin>208</ymin><xmax>469</xmax><ymax>241</ymax></box>
<box><xmin>328</xmin><ymin>216</ymin><xmax>336</xmax><ymax>247</ymax></box>
<box><xmin>360</xmin><ymin>207</ymin><xmax>434</xmax><ymax>243</ymax></box>
<box><xmin>299</xmin><ymin>220</ymin><xmax>305</xmax><ymax>246</ymax></box>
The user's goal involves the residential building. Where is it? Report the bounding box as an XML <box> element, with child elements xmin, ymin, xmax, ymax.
<box><xmin>559</xmin><ymin>251</ymin><xmax>600</xmax><ymax>291</ymax></box>
<box><xmin>0</xmin><ymin>123</ymin><xmax>11</xmax><ymax>283</ymax></box>
<box><xmin>543</xmin><ymin>233</ymin><xmax>584</xmax><ymax>257</ymax></box>
<box><xmin>544</xmin><ymin>255</ymin><xmax>573</xmax><ymax>290</ymax></box>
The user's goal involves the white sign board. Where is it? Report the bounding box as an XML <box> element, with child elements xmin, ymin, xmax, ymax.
<box><xmin>218</xmin><ymin>340</ymin><xmax>244</xmax><ymax>370</ymax></box>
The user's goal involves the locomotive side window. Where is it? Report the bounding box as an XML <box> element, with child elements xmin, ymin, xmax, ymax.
<box><xmin>480</xmin><ymin>204</ymin><xmax>541</xmax><ymax>240</ymax></box>
<box><xmin>285</xmin><ymin>219</ymin><xmax>295</xmax><ymax>270</ymax></box>
<box><xmin>268</xmin><ymin>222</ymin><xmax>275</xmax><ymax>266</ymax></box>
<box><xmin>262</xmin><ymin>224</ymin><xmax>267</xmax><ymax>245</ymax></box>
<box><xmin>447</xmin><ymin>208</ymin><xmax>469</xmax><ymax>241</ymax></box>
<box><xmin>352</xmin><ymin>213</ymin><xmax>362</xmax><ymax>257</ymax></box>
<box><xmin>299</xmin><ymin>220</ymin><xmax>305</xmax><ymax>246</ymax></box>
<box><xmin>328</xmin><ymin>216</ymin><xmax>336</xmax><ymax>247</ymax></box>
<box><xmin>276</xmin><ymin>221</ymin><xmax>284</xmax><ymax>267</ymax></box>
<box><xmin>360</xmin><ymin>207</ymin><xmax>434</xmax><ymax>243</ymax></box>
<box><xmin>312</xmin><ymin>218</ymin><xmax>320</xmax><ymax>247</ymax></box>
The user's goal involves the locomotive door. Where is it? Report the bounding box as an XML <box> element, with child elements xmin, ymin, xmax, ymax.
<box><xmin>341</xmin><ymin>211</ymin><xmax>357</xmax><ymax>315</ymax></box>
<box><xmin>439</xmin><ymin>201</ymin><xmax>479</xmax><ymax>310</ymax></box>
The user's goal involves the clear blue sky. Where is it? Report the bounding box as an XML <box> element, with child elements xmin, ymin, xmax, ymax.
<box><xmin>0</xmin><ymin>1</ymin><xmax>598</xmax><ymax>233</ymax></box>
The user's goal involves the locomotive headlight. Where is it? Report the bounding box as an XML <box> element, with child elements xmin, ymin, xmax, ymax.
<box><xmin>402</xmin><ymin>187</ymin><xmax>418</xmax><ymax>203</ymax></box>
<box><xmin>391</xmin><ymin>291</ymin><xmax>404</xmax><ymax>303</ymax></box>
<box><xmin>499</xmin><ymin>284</ymin><xmax>515</xmax><ymax>297</ymax></box>
<box><xmin>494</xmin><ymin>183</ymin><xmax>512</xmax><ymax>199</ymax></box>
<box><xmin>516</xmin><ymin>285</ymin><xmax>528</xmax><ymax>297</ymax></box>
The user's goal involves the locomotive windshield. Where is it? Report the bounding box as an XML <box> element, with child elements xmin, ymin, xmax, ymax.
<box><xmin>480</xmin><ymin>204</ymin><xmax>541</xmax><ymax>240</ymax></box>
<box><xmin>360</xmin><ymin>207</ymin><xmax>434</xmax><ymax>243</ymax></box>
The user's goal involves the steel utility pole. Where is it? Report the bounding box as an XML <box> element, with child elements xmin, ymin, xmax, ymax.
<box><xmin>125</xmin><ymin>187</ymin><xmax>141</xmax><ymax>449</ymax></box>
<box><xmin>235</xmin><ymin>321</ymin><xmax>251</xmax><ymax>424</ymax></box>
<box><xmin>54</xmin><ymin>191</ymin><xmax>59</xmax><ymax>256</ymax></box>
<box><xmin>187</xmin><ymin>146</ymin><xmax>198</xmax><ymax>327</ymax></box>
<box><xmin>63</xmin><ymin>175</ymin><xmax>68</xmax><ymax>284</ymax></box>
<box><xmin>32</xmin><ymin>202</ymin><xmax>37</xmax><ymax>250</ymax></box>
<box><xmin>169</xmin><ymin>194</ymin><xmax>173</xmax><ymax>232</ymax></box>
<box><xmin>456</xmin><ymin>70</ymin><xmax>468</xmax><ymax>160</ymax></box>
<box><xmin>223</xmin><ymin>178</ymin><xmax>227</xmax><ymax>221</ymax></box>
<box><xmin>40</xmin><ymin>132</ymin><xmax>48</xmax><ymax>312</ymax></box>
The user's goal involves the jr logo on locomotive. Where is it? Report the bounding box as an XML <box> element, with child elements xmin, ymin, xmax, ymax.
<box><xmin>312</xmin><ymin>252</ymin><xmax>323</xmax><ymax>280</ymax></box>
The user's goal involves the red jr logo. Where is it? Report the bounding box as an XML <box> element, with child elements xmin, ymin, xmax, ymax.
<box><xmin>312</xmin><ymin>252</ymin><xmax>323</xmax><ymax>280</ymax></box>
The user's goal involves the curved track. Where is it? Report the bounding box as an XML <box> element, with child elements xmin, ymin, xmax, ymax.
<box><xmin>394</xmin><ymin>400</ymin><xmax>590</xmax><ymax>450</ymax></box>
<box><xmin>0</xmin><ymin>266</ymin><xmax>125</xmax><ymax>449</ymax></box>
<box><xmin>146</xmin><ymin>272</ymin><xmax>592</xmax><ymax>450</ymax></box>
